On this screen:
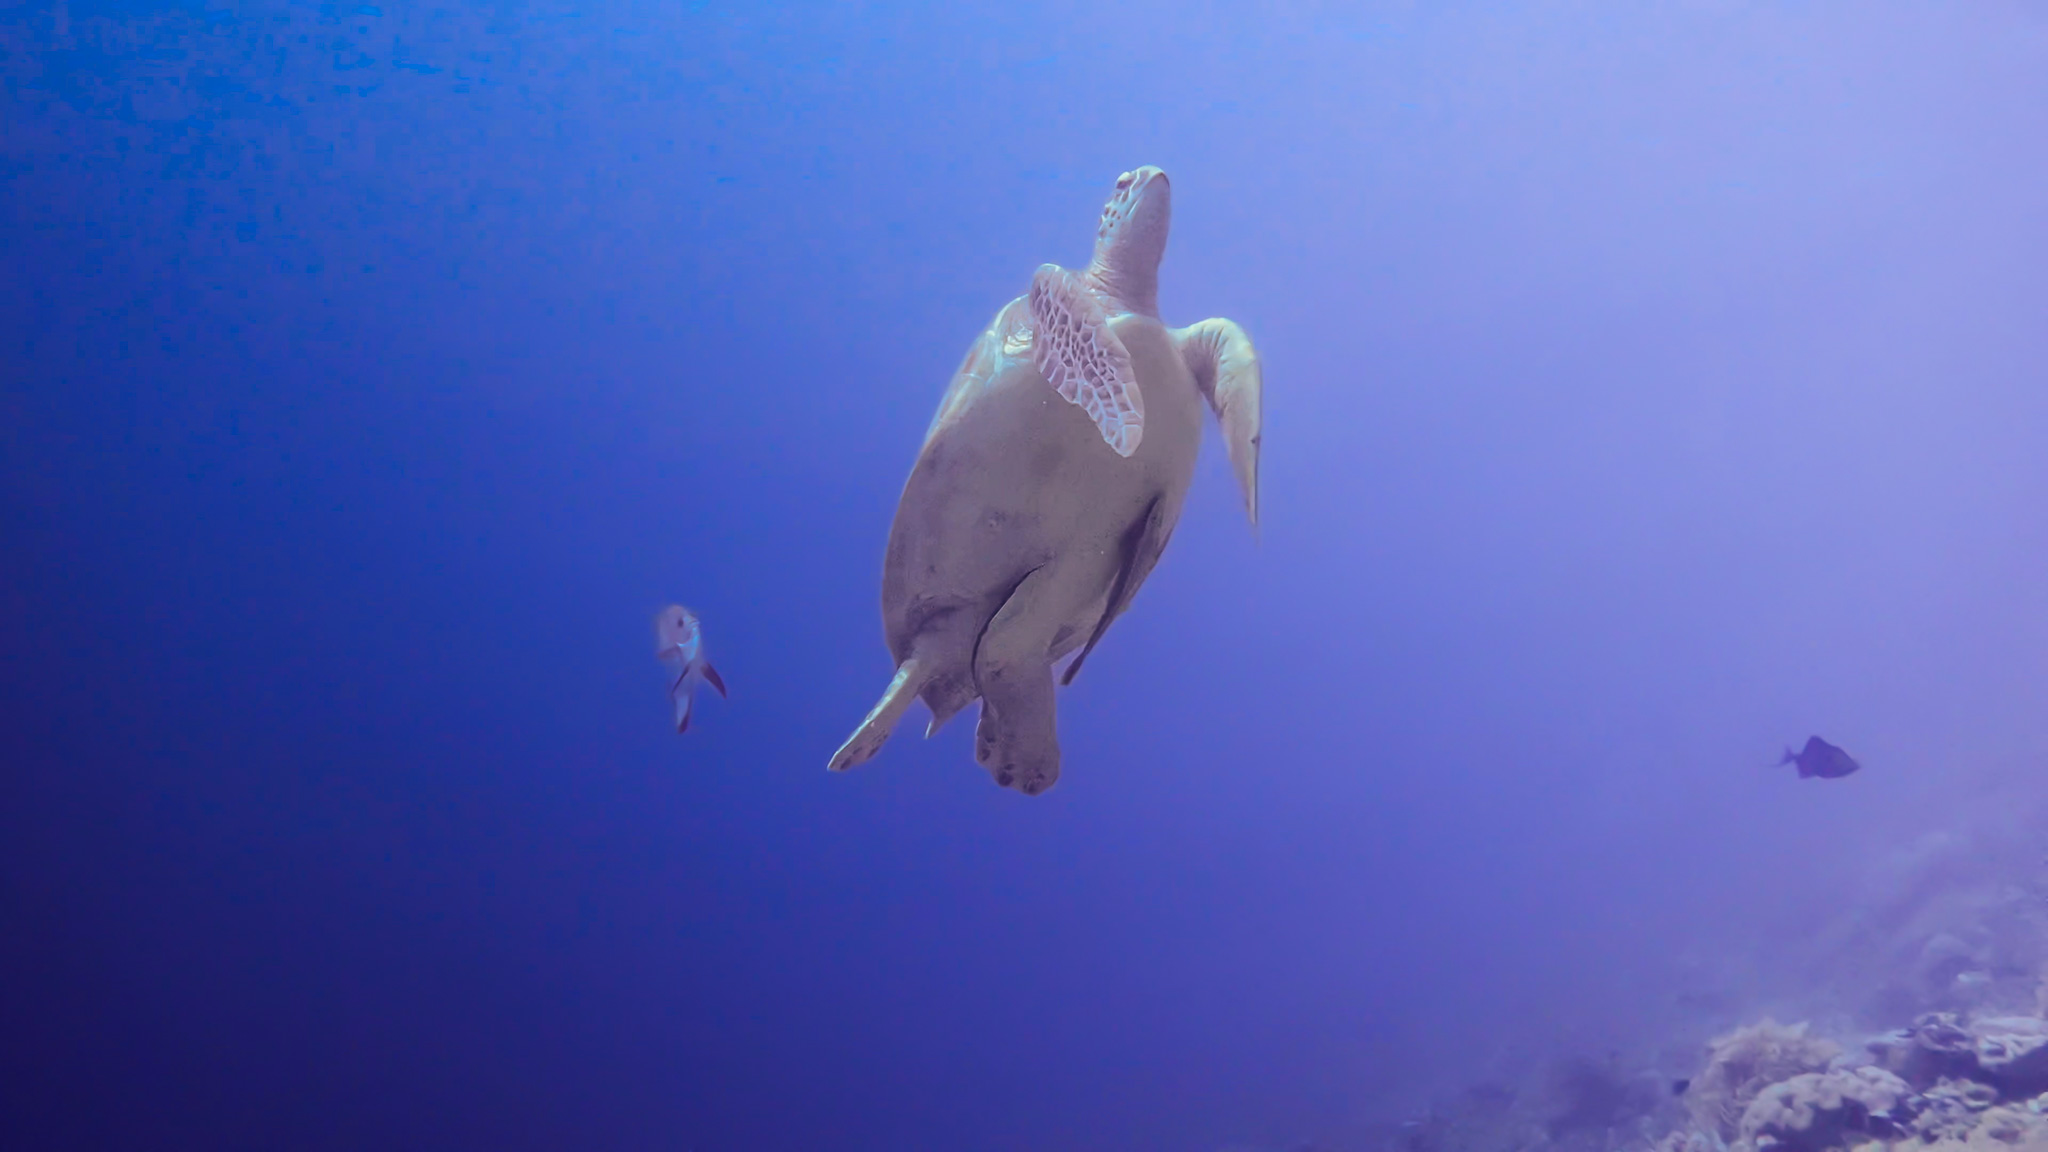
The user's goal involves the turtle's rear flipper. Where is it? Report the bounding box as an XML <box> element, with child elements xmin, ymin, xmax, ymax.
<box><xmin>828</xmin><ymin>656</ymin><xmax>931</xmax><ymax>772</ymax></box>
<box><xmin>971</xmin><ymin>565</ymin><xmax>1070</xmax><ymax>797</ymax></box>
<box><xmin>974</xmin><ymin>662</ymin><xmax>1060</xmax><ymax>797</ymax></box>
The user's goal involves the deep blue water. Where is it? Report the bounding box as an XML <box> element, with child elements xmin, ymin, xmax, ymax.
<box><xmin>4</xmin><ymin>4</ymin><xmax>2046</xmax><ymax>1150</ymax></box>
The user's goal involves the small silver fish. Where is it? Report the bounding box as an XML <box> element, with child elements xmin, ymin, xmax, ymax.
<box><xmin>655</xmin><ymin>605</ymin><xmax>726</xmax><ymax>734</ymax></box>
<box><xmin>1780</xmin><ymin>735</ymin><xmax>1859</xmax><ymax>779</ymax></box>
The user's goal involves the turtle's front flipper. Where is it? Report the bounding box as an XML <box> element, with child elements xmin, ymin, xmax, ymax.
<box><xmin>828</xmin><ymin>656</ymin><xmax>932</xmax><ymax>772</ymax></box>
<box><xmin>970</xmin><ymin>564</ymin><xmax>1074</xmax><ymax>797</ymax></box>
<box><xmin>1173</xmin><ymin>318</ymin><xmax>1263</xmax><ymax>527</ymax></box>
<box><xmin>1028</xmin><ymin>264</ymin><xmax>1144</xmax><ymax>458</ymax></box>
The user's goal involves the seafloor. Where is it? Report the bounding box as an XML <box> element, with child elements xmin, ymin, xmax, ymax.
<box><xmin>1237</xmin><ymin>794</ymin><xmax>2048</xmax><ymax>1152</ymax></box>
<box><xmin>1385</xmin><ymin>1007</ymin><xmax>2048</xmax><ymax>1152</ymax></box>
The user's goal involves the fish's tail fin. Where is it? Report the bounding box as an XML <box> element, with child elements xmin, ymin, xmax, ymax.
<box><xmin>1777</xmin><ymin>747</ymin><xmax>1819</xmax><ymax>777</ymax></box>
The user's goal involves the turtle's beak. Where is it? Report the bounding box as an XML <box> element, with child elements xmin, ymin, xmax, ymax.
<box><xmin>1121</xmin><ymin>166</ymin><xmax>1170</xmax><ymax>236</ymax></box>
<box><xmin>1098</xmin><ymin>166</ymin><xmax>1171</xmax><ymax>249</ymax></box>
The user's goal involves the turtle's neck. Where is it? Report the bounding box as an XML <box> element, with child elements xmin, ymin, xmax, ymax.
<box><xmin>1084</xmin><ymin>254</ymin><xmax>1159</xmax><ymax>319</ymax></box>
<box><xmin>1083</xmin><ymin>168</ymin><xmax>1170</xmax><ymax>318</ymax></box>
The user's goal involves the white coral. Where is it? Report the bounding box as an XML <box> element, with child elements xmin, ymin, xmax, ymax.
<box><xmin>1974</xmin><ymin>1017</ymin><xmax>2048</xmax><ymax>1097</ymax></box>
<box><xmin>1689</xmin><ymin>1020</ymin><xmax>1843</xmax><ymax>1141</ymax></box>
<box><xmin>1737</xmin><ymin>1066</ymin><xmax>1907</xmax><ymax>1152</ymax></box>
<box><xmin>1915</xmin><ymin>1103</ymin><xmax>2048</xmax><ymax>1151</ymax></box>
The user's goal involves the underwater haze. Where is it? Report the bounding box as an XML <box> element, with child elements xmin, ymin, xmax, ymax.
<box><xmin>5</xmin><ymin>2</ymin><xmax>2047</xmax><ymax>1149</ymax></box>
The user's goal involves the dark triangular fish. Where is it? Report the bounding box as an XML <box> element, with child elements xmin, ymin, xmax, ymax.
<box><xmin>1779</xmin><ymin>735</ymin><xmax>1859</xmax><ymax>779</ymax></box>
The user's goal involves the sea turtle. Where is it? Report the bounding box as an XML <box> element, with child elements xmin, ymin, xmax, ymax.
<box><xmin>827</xmin><ymin>166</ymin><xmax>1264</xmax><ymax>795</ymax></box>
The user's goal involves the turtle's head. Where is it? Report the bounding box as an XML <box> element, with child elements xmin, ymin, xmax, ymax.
<box><xmin>1087</xmin><ymin>166</ymin><xmax>1170</xmax><ymax>317</ymax></box>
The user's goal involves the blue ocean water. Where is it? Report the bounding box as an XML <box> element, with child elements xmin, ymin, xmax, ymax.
<box><xmin>4</xmin><ymin>4</ymin><xmax>2046</xmax><ymax>1150</ymax></box>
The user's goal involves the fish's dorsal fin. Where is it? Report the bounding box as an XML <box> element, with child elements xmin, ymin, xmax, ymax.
<box><xmin>1027</xmin><ymin>264</ymin><xmax>1144</xmax><ymax>457</ymax></box>
<box><xmin>701</xmin><ymin>662</ymin><xmax>727</xmax><ymax>699</ymax></box>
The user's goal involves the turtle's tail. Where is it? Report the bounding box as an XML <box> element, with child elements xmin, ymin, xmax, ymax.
<box><xmin>828</xmin><ymin>656</ymin><xmax>932</xmax><ymax>772</ymax></box>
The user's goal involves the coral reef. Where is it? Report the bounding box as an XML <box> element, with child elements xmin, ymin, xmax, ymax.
<box><xmin>1654</xmin><ymin>1010</ymin><xmax>2048</xmax><ymax>1152</ymax></box>
<box><xmin>1736</xmin><ymin>1066</ymin><xmax>1907</xmax><ymax>1150</ymax></box>
<box><xmin>1867</xmin><ymin>1013</ymin><xmax>2048</xmax><ymax>1100</ymax></box>
<box><xmin>1369</xmin><ymin>966</ymin><xmax>2048</xmax><ymax>1152</ymax></box>
<box><xmin>1972</xmin><ymin>1017</ymin><xmax>2048</xmax><ymax>1099</ymax></box>
<box><xmin>1686</xmin><ymin>1020</ymin><xmax>1841</xmax><ymax>1141</ymax></box>
<box><xmin>1356</xmin><ymin>795</ymin><xmax>2048</xmax><ymax>1152</ymax></box>
<box><xmin>1370</xmin><ymin>1006</ymin><xmax>2048</xmax><ymax>1152</ymax></box>
<box><xmin>1906</xmin><ymin>1077</ymin><xmax>2002</xmax><ymax>1144</ymax></box>
<box><xmin>1868</xmin><ymin>1013</ymin><xmax>1983</xmax><ymax>1088</ymax></box>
